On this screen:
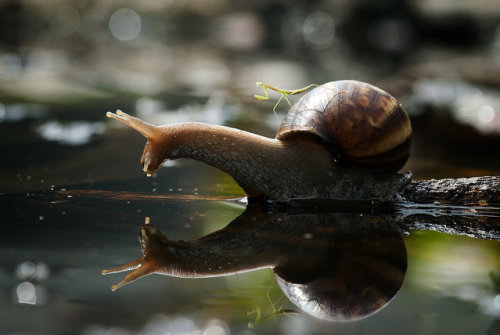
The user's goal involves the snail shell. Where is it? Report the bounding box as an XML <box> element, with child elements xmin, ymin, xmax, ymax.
<box><xmin>277</xmin><ymin>80</ymin><xmax>412</xmax><ymax>172</ymax></box>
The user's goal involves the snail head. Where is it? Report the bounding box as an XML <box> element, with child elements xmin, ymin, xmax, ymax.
<box><xmin>106</xmin><ymin>110</ymin><xmax>167</xmax><ymax>176</ymax></box>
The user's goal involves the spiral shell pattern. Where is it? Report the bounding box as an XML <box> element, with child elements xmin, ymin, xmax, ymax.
<box><xmin>277</xmin><ymin>80</ymin><xmax>412</xmax><ymax>172</ymax></box>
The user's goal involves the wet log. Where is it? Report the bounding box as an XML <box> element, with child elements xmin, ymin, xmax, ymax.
<box><xmin>268</xmin><ymin>176</ymin><xmax>500</xmax><ymax>241</ymax></box>
<box><xmin>396</xmin><ymin>176</ymin><xmax>500</xmax><ymax>240</ymax></box>
<box><xmin>399</xmin><ymin>176</ymin><xmax>500</xmax><ymax>206</ymax></box>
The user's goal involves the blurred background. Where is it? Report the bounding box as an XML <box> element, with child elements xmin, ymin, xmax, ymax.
<box><xmin>1</xmin><ymin>0</ymin><xmax>500</xmax><ymax>334</ymax></box>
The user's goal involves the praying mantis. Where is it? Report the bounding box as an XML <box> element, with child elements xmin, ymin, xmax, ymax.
<box><xmin>254</xmin><ymin>81</ymin><xmax>317</xmax><ymax>119</ymax></box>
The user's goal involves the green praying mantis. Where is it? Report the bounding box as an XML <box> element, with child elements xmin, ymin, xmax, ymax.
<box><xmin>254</xmin><ymin>81</ymin><xmax>317</xmax><ymax>119</ymax></box>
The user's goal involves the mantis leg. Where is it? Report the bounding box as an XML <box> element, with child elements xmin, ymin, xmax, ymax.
<box><xmin>254</xmin><ymin>82</ymin><xmax>270</xmax><ymax>100</ymax></box>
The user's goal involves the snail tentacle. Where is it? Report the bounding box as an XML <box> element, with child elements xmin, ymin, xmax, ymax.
<box><xmin>107</xmin><ymin>110</ymin><xmax>160</xmax><ymax>139</ymax></box>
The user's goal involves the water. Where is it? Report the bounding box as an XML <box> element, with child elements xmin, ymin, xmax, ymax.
<box><xmin>1</xmin><ymin>1</ymin><xmax>500</xmax><ymax>334</ymax></box>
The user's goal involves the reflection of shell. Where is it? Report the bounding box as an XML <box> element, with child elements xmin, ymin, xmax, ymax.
<box><xmin>274</xmin><ymin>228</ymin><xmax>407</xmax><ymax>321</ymax></box>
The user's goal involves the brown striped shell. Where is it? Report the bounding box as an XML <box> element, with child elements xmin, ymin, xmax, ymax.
<box><xmin>277</xmin><ymin>80</ymin><xmax>412</xmax><ymax>172</ymax></box>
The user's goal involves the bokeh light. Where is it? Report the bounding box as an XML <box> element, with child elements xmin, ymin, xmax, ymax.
<box><xmin>109</xmin><ymin>8</ymin><xmax>142</xmax><ymax>41</ymax></box>
<box><xmin>302</xmin><ymin>12</ymin><xmax>335</xmax><ymax>50</ymax></box>
<box><xmin>38</xmin><ymin>121</ymin><xmax>106</xmax><ymax>146</ymax></box>
<box><xmin>15</xmin><ymin>261</ymin><xmax>35</xmax><ymax>280</ymax></box>
<box><xmin>16</xmin><ymin>282</ymin><xmax>36</xmax><ymax>305</ymax></box>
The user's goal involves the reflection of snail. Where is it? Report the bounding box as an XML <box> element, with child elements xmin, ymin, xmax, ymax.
<box><xmin>103</xmin><ymin>205</ymin><xmax>407</xmax><ymax>321</ymax></box>
<box><xmin>274</xmin><ymin>223</ymin><xmax>406</xmax><ymax>321</ymax></box>
<box><xmin>106</xmin><ymin>80</ymin><xmax>412</xmax><ymax>201</ymax></box>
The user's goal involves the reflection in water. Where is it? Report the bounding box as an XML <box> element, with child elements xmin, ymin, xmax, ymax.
<box><xmin>56</xmin><ymin>189</ymin><xmax>231</xmax><ymax>202</ymax></box>
<box><xmin>103</xmin><ymin>204</ymin><xmax>407</xmax><ymax>321</ymax></box>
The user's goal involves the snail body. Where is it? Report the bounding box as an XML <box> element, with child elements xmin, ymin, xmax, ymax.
<box><xmin>106</xmin><ymin>80</ymin><xmax>412</xmax><ymax>201</ymax></box>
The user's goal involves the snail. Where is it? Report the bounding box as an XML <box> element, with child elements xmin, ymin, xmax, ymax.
<box><xmin>106</xmin><ymin>80</ymin><xmax>412</xmax><ymax>201</ymax></box>
<box><xmin>102</xmin><ymin>205</ymin><xmax>407</xmax><ymax>321</ymax></box>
